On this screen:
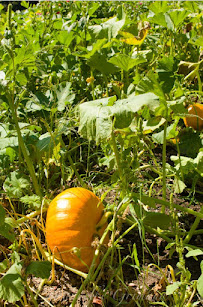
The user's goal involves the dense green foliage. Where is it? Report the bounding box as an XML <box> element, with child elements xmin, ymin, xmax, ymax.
<box><xmin>0</xmin><ymin>1</ymin><xmax>203</xmax><ymax>306</ymax></box>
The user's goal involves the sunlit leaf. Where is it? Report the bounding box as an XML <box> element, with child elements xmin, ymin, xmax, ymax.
<box><xmin>0</xmin><ymin>263</ymin><xmax>24</xmax><ymax>303</ymax></box>
<box><xmin>120</xmin><ymin>28</ymin><xmax>148</xmax><ymax>46</ymax></box>
<box><xmin>3</xmin><ymin>171</ymin><xmax>30</xmax><ymax>199</ymax></box>
<box><xmin>108</xmin><ymin>54</ymin><xmax>146</xmax><ymax>72</ymax></box>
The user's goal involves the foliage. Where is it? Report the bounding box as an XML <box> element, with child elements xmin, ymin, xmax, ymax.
<box><xmin>0</xmin><ymin>1</ymin><xmax>203</xmax><ymax>306</ymax></box>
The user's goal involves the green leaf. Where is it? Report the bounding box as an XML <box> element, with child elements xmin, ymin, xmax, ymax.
<box><xmin>186</xmin><ymin>249</ymin><xmax>203</xmax><ymax>258</ymax></box>
<box><xmin>0</xmin><ymin>220</ymin><xmax>15</xmax><ymax>242</ymax></box>
<box><xmin>3</xmin><ymin>171</ymin><xmax>30</xmax><ymax>199</ymax></box>
<box><xmin>57</xmin><ymin>31</ymin><xmax>74</xmax><ymax>47</ymax></box>
<box><xmin>0</xmin><ymin>204</ymin><xmax>5</xmax><ymax>226</ymax></box>
<box><xmin>26</xmin><ymin>261</ymin><xmax>51</xmax><ymax>279</ymax></box>
<box><xmin>136</xmin><ymin>71</ymin><xmax>165</xmax><ymax>100</ymax></box>
<box><xmin>21</xmin><ymin>1</ymin><xmax>29</xmax><ymax>8</ymax></box>
<box><xmin>143</xmin><ymin>212</ymin><xmax>171</xmax><ymax>230</ymax></box>
<box><xmin>152</xmin><ymin>122</ymin><xmax>179</xmax><ymax>144</ymax></box>
<box><xmin>78</xmin><ymin>39</ymin><xmax>107</xmax><ymax>59</ymax></box>
<box><xmin>56</xmin><ymin>82</ymin><xmax>75</xmax><ymax>112</ymax></box>
<box><xmin>88</xmin><ymin>16</ymin><xmax>125</xmax><ymax>40</ymax></box>
<box><xmin>171</xmin><ymin>155</ymin><xmax>195</xmax><ymax>175</ymax></box>
<box><xmin>189</xmin><ymin>37</ymin><xmax>203</xmax><ymax>47</ymax></box>
<box><xmin>183</xmin><ymin>1</ymin><xmax>198</xmax><ymax>12</ymax></box>
<box><xmin>194</xmin><ymin>151</ymin><xmax>203</xmax><ymax>176</ymax></box>
<box><xmin>36</xmin><ymin>132</ymin><xmax>61</xmax><ymax>153</ymax></box>
<box><xmin>197</xmin><ymin>274</ymin><xmax>203</xmax><ymax>298</ymax></box>
<box><xmin>0</xmin><ymin>263</ymin><xmax>24</xmax><ymax>303</ymax></box>
<box><xmin>78</xmin><ymin>93</ymin><xmax>159</xmax><ymax>143</ymax></box>
<box><xmin>78</xmin><ymin>97</ymin><xmax>113</xmax><ymax>144</ymax></box>
<box><xmin>157</xmin><ymin>56</ymin><xmax>176</xmax><ymax>73</ymax></box>
<box><xmin>173</xmin><ymin>177</ymin><xmax>186</xmax><ymax>194</ymax></box>
<box><xmin>166</xmin><ymin>9</ymin><xmax>189</xmax><ymax>30</ymax></box>
<box><xmin>20</xmin><ymin>195</ymin><xmax>41</xmax><ymax>210</ymax></box>
<box><xmin>149</xmin><ymin>12</ymin><xmax>168</xmax><ymax>28</ymax></box>
<box><xmin>112</xmin><ymin>93</ymin><xmax>159</xmax><ymax>129</ymax></box>
<box><xmin>108</xmin><ymin>54</ymin><xmax>146</xmax><ymax>72</ymax></box>
<box><xmin>149</xmin><ymin>1</ymin><xmax>169</xmax><ymax>14</ymax></box>
<box><xmin>143</xmin><ymin>118</ymin><xmax>166</xmax><ymax>134</ymax></box>
<box><xmin>87</xmin><ymin>52</ymin><xmax>119</xmax><ymax>75</ymax></box>
<box><xmin>166</xmin><ymin>282</ymin><xmax>182</xmax><ymax>295</ymax></box>
<box><xmin>178</xmin><ymin>130</ymin><xmax>203</xmax><ymax>158</ymax></box>
<box><xmin>0</xmin><ymin>260</ymin><xmax>9</xmax><ymax>273</ymax></box>
<box><xmin>0</xmin><ymin>137</ymin><xmax>18</xmax><ymax>150</ymax></box>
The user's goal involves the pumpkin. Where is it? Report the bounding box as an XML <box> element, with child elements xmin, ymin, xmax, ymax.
<box><xmin>46</xmin><ymin>187</ymin><xmax>108</xmax><ymax>272</ymax></box>
<box><xmin>183</xmin><ymin>103</ymin><xmax>203</xmax><ymax>131</ymax></box>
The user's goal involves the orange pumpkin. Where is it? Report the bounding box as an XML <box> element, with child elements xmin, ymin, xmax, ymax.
<box><xmin>46</xmin><ymin>187</ymin><xmax>108</xmax><ymax>272</ymax></box>
<box><xmin>183</xmin><ymin>103</ymin><xmax>203</xmax><ymax>131</ymax></box>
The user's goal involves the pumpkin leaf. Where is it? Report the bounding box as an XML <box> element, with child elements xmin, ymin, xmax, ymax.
<box><xmin>79</xmin><ymin>93</ymin><xmax>159</xmax><ymax>143</ymax></box>
<box><xmin>26</xmin><ymin>261</ymin><xmax>51</xmax><ymax>279</ymax></box>
<box><xmin>3</xmin><ymin>171</ymin><xmax>30</xmax><ymax>199</ymax></box>
<box><xmin>56</xmin><ymin>82</ymin><xmax>75</xmax><ymax>112</ymax></box>
<box><xmin>20</xmin><ymin>195</ymin><xmax>41</xmax><ymax>210</ymax></box>
<box><xmin>143</xmin><ymin>212</ymin><xmax>171</xmax><ymax>230</ymax></box>
<box><xmin>0</xmin><ymin>262</ymin><xmax>24</xmax><ymax>304</ymax></box>
<box><xmin>108</xmin><ymin>54</ymin><xmax>146</xmax><ymax>72</ymax></box>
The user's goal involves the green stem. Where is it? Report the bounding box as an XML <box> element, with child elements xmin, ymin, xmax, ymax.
<box><xmin>9</xmin><ymin>102</ymin><xmax>42</xmax><ymax>197</ymax></box>
<box><xmin>196</xmin><ymin>71</ymin><xmax>202</xmax><ymax>92</ymax></box>
<box><xmin>111</xmin><ymin>131</ymin><xmax>126</xmax><ymax>196</ymax></box>
<box><xmin>162</xmin><ymin>121</ymin><xmax>167</xmax><ymax>212</ymax></box>
<box><xmin>184</xmin><ymin>205</ymin><xmax>203</xmax><ymax>244</ymax></box>
<box><xmin>24</xmin><ymin>281</ymin><xmax>38</xmax><ymax>307</ymax></box>
<box><xmin>134</xmin><ymin>193</ymin><xmax>203</xmax><ymax>219</ymax></box>
<box><xmin>15</xmin><ymin>207</ymin><xmax>48</xmax><ymax>226</ymax></box>
<box><xmin>67</xmin><ymin>153</ymin><xmax>86</xmax><ymax>188</ymax></box>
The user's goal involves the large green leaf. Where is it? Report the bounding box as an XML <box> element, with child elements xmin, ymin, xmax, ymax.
<box><xmin>87</xmin><ymin>52</ymin><xmax>119</xmax><ymax>75</ymax></box>
<box><xmin>79</xmin><ymin>93</ymin><xmax>159</xmax><ymax>144</ymax></box>
<box><xmin>79</xmin><ymin>97</ymin><xmax>113</xmax><ymax>144</ymax></box>
<box><xmin>149</xmin><ymin>1</ymin><xmax>169</xmax><ymax>14</ymax></box>
<box><xmin>143</xmin><ymin>212</ymin><xmax>171</xmax><ymax>230</ymax></box>
<box><xmin>88</xmin><ymin>15</ymin><xmax>125</xmax><ymax>40</ymax></box>
<box><xmin>0</xmin><ymin>263</ymin><xmax>24</xmax><ymax>304</ymax></box>
<box><xmin>148</xmin><ymin>12</ymin><xmax>168</xmax><ymax>27</ymax></box>
<box><xmin>136</xmin><ymin>71</ymin><xmax>165</xmax><ymax>100</ymax></box>
<box><xmin>57</xmin><ymin>31</ymin><xmax>74</xmax><ymax>47</ymax></box>
<box><xmin>108</xmin><ymin>54</ymin><xmax>146</xmax><ymax>72</ymax></box>
<box><xmin>26</xmin><ymin>261</ymin><xmax>51</xmax><ymax>279</ymax></box>
<box><xmin>165</xmin><ymin>9</ymin><xmax>190</xmax><ymax>30</ymax></box>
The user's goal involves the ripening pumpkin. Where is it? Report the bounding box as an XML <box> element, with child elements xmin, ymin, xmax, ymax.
<box><xmin>46</xmin><ymin>187</ymin><xmax>108</xmax><ymax>272</ymax></box>
<box><xmin>183</xmin><ymin>103</ymin><xmax>203</xmax><ymax>131</ymax></box>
